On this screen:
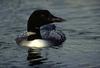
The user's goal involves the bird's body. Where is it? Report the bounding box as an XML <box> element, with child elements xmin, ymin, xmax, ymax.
<box><xmin>16</xmin><ymin>24</ymin><xmax>66</xmax><ymax>48</ymax></box>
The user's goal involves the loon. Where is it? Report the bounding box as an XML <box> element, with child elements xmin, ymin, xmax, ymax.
<box><xmin>15</xmin><ymin>10</ymin><xmax>66</xmax><ymax>49</ymax></box>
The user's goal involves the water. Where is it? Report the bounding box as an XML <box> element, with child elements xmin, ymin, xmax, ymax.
<box><xmin>0</xmin><ymin>0</ymin><xmax>100</xmax><ymax>68</ymax></box>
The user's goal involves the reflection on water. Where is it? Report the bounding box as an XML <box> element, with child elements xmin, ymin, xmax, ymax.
<box><xmin>27</xmin><ymin>48</ymin><xmax>47</xmax><ymax>66</ymax></box>
<box><xmin>27</xmin><ymin>46</ymin><xmax>62</xmax><ymax>66</ymax></box>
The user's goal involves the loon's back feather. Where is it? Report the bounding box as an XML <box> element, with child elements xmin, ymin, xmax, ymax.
<box><xmin>40</xmin><ymin>24</ymin><xmax>66</xmax><ymax>45</ymax></box>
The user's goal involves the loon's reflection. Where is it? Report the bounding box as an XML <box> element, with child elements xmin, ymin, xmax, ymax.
<box><xmin>27</xmin><ymin>48</ymin><xmax>47</xmax><ymax>66</ymax></box>
<box><xmin>27</xmin><ymin>45</ymin><xmax>63</xmax><ymax>66</ymax></box>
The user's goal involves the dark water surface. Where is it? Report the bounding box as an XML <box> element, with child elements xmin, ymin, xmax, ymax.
<box><xmin>0</xmin><ymin>0</ymin><xmax>100</xmax><ymax>68</ymax></box>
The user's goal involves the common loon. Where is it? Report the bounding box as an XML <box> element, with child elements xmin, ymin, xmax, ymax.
<box><xmin>15</xmin><ymin>10</ymin><xmax>66</xmax><ymax>49</ymax></box>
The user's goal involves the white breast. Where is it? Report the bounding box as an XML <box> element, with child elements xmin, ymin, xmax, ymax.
<box><xmin>15</xmin><ymin>32</ymin><xmax>50</xmax><ymax>49</ymax></box>
<box><xmin>19</xmin><ymin>39</ymin><xmax>49</xmax><ymax>48</ymax></box>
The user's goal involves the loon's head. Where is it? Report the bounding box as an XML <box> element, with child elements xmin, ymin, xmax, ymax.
<box><xmin>27</xmin><ymin>10</ymin><xmax>65</xmax><ymax>32</ymax></box>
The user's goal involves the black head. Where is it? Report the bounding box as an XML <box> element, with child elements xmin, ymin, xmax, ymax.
<box><xmin>27</xmin><ymin>10</ymin><xmax>65</xmax><ymax>32</ymax></box>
